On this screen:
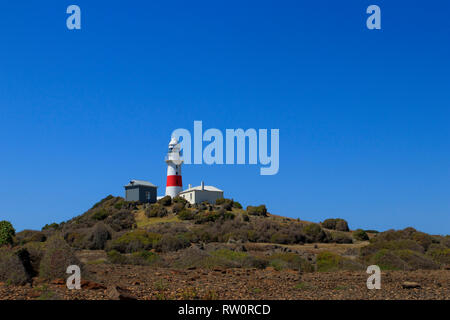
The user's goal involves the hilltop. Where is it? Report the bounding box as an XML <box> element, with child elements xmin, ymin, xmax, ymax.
<box><xmin>0</xmin><ymin>195</ymin><xmax>449</xmax><ymax>300</ymax></box>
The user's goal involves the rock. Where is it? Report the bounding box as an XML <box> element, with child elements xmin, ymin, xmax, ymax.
<box><xmin>402</xmin><ymin>281</ymin><xmax>421</xmax><ymax>289</ymax></box>
<box><xmin>106</xmin><ymin>285</ymin><xmax>137</xmax><ymax>300</ymax></box>
<box><xmin>81</xmin><ymin>280</ymin><xmax>106</xmax><ymax>290</ymax></box>
<box><xmin>51</xmin><ymin>279</ymin><xmax>66</xmax><ymax>286</ymax></box>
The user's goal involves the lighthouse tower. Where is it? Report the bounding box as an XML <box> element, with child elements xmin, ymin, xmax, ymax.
<box><xmin>165</xmin><ymin>136</ymin><xmax>183</xmax><ymax>198</ymax></box>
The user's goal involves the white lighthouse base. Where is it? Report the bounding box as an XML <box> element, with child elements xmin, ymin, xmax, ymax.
<box><xmin>166</xmin><ymin>186</ymin><xmax>182</xmax><ymax>198</ymax></box>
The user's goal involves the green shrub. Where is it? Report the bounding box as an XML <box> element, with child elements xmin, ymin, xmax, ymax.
<box><xmin>87</xmin><ymin>222</ymin><xmax>111</xmax><ymax>250</ymax></box>
<box><xmin>92</xmin><ymin>195</ymin><xmax>115</xmax><ymax>209</ymax></box>
<box><xmin>108</xmin><ymin>230</ymin><xmax>161</xmax><ymax>253</ymax></box>
<box><xmin>106</xmin><ymin>250</ymin><xmax>128</xmax><ymax>264</ymax></box>
<box><xmin>427</xmin><ymin>247</ymin><xmax>450</xmax><ymax>265</ymax></box>
<box><xmin>158</xmin><ymin>195</ymin><xmax>172</xmax><ymax>206</ymax></box>
<box><xmin>155</xmin><ymin>234</ymin><xmax>190</xmax><ymax>253</ymax></box>
<box><xmin>317</xmin><ymin>251</ymin><xmax>342</xmax><ymax>272</ymax></box>
<box><xmin>268</xmin><ymin>253</ymin><xmax>314</xmax><ymax>272</ymax></box>
<box><xmin>173</xmin><ymin>196</ymin><xmax>188</xmax><ymax>205</ymax></box>
<box><xmin>114</xmin><ymin>200</ymin><xmax>125</xmax><ymax>210</ymax></box>
<box><xmin>131</xmin><ymin>251</ymin><xmax>159</xmax><ymax>265</ymax></box>
<box><xmin>246</xmin><ymin>205</ymin><xmax>267</xmax><ymax>216</ymax></box>
<box><xmin>172</xmin><ymin>202</ymin><xmax>185</xmax><ymax>214</ymax></box>
<box><xmin>92</xmin><ymin>209</ymin><xmax>109</xmax><ymax>221</ymax></box>
<box><xmin>104</xmin><ymin>210</ymin><xmax>137</xmax><ymax>231</ymax></box>
<box><xmin>304</xmin><ymin>224</ymin><xmax>328</xmax><ymax>243</ymax></box>
<box><xmin>368</xmin><ymin>249</ymin><xmax>410</xmax><ymax>270</ymax></box>
<box><xmin>321</xmin><ymin>218</ymin><xmax>349</xmax><ymax>232</ymax></box>
<box><xmin>0</xmin><ymin>221</ymin><xmax>15</xmax><ymax>246</ymax></box>
<box><xmin>353</xmin><ymin>229</ymin><xmax>369</xmax><ymax>241</ymax></box>
<box><xmin>178</xmin><ymin>209</ymin><xmax>196</xmax><ymax>220</ymax></box>
<box><xmin>39</xmin><ymin>235</ymin><xmax>82</xmax><ymax>280</ymax></box>
<box><xmin>0</xmin><ymin>247</ymin><xmax>31</xmax><ymax>285</ymax></box>
<box><xmin>232</xmin><ymin>201</ymin><xmax>243</xmax><ymax>209</ymax></box>
<box><xmin>15</xmin><ymin>230</ymin><xmax>46</xmax><ymax>245</ymax></box>
<box><xmin>360</xmin><ymin>239</ymin><xmax>425</xmax><ymax>258</ymax></box>
<box><xmin>22</xmin><ymin>242</ymin><xmax>45</xmax><ymax>277</ymax></box>
<box><xmin>331</xmin><ymin>232</ymin><xmax>353</xmax><ymax>244</ymax></box>
<box><xmin>42</xmin><ymin>223</ymin><xmax>59</xmax><ymax>231</ymax></box>
<box><xmin>146</xmin><ymin>204</ymin><xmax>168</xmax><ymax>218</ymax></box>
<box><xmin>395</xmin><ymin>249</ymin><xmax>438</xmax><ymax>270</ymax></box>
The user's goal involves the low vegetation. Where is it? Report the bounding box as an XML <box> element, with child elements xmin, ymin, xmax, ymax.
<box><xmin>1</xmin><ymin>195</ymin><xmax>448</xmax><ymax>288</ymax></box>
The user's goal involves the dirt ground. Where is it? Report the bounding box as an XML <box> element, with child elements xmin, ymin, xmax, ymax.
<box><xmin>0</xmin><ymin>264</ymin><xmax>448</xmax><ymax>300</ymax></box>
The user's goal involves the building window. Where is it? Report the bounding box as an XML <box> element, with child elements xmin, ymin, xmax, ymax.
<box><xmin>190</xmin><ymin>193</ymin><xmax>192</xmax><ymax>200</ymax></box>
<box><xmin>146</xmin><ymin>192</ymin><xmax>151</xmax><ymax>201</ymax></box>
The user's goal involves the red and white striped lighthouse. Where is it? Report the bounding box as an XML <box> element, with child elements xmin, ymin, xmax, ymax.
<box><xmin>165</xmin><ymin>136</ymin><xmax>183</xmax><ymax>198</ymax></box>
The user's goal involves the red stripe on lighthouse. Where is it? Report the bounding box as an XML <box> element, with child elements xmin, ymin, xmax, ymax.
<box><xmin>166</xmin><ymin>175</ymin><xmax>182</xmax><ymax>187</ymax></box>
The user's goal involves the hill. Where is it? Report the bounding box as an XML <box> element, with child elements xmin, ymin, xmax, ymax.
<box><xmin>0</xmin><ymin>195</ymin><xmax>449</xmax><ymax>300</ymax></box>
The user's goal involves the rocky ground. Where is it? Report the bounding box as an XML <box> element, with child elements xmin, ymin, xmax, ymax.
<box><xmin>0</xmin><ymin>265</ymin><xmax>448</xmax><ymax>300</ymax></box>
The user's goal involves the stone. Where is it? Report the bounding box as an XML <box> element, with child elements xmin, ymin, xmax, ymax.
<box><xmin>402</xmin><ymin>281</ymin><xmax>421</xmax><ymax>289</ymax></box>
<box><xmin>106</xmin><ymin>285</ymin><xmax>137</xmax><ymax>300</ymax></box>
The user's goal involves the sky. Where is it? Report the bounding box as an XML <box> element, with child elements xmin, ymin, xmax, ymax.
<box><xmin>0</xmin><ymin>1</ymin><xmax>449</xmax><ymax>234</ymax></box>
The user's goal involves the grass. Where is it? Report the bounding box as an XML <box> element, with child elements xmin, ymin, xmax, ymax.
<box><xmin>316</xmin><ymin>251</ymin><xmax>343</xmax><ymax>272</ymax></box>
<box><xmin>86</xmin><ymin>259</ymin><xmax>107</xmax><ymax>265</ymax></box>
<box><xmin>135</xmin><ymin>209</ymin><xmax>180</xmax><ymax>228</ymax></box>
<box><xmin>154</xmin><ymin>279</ymin><xmax>168</xmax><ymax>291</ymax></box>
<box><xmin>251</xmin><ymin>287</ymin><xmax>262</xmax><ymax>294</ymax></box>
<box><xmin>294</xmin><ymin>282</ymin><xmax>314</xmax><ymax>290</ymax></box>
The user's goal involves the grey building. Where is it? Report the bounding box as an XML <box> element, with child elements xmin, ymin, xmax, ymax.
<box><xmin>124</xmin><ymin>180</ymin><xmax>158</xmax><ymax>203</ymax></box>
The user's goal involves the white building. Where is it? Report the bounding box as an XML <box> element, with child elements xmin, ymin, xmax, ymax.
<box><xmin>178</xmin><ymin>181</ymin><xmax>224</xmax><ymax>205</ymax></box>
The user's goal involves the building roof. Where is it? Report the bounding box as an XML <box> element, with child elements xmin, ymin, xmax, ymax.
<box><xmin>179</xmin><ymin>185</ymin><xmax>223</xmax><ymax>194</ymax></box>
<box><xmin>124</xmin><ymin>180</ymin><xmax>157</xmax><ymax>188</ymax></box>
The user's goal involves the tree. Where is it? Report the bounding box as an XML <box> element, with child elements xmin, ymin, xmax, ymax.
<box><xmin>0</xmin><ymin>221</ymin><xmax>15</xmax><ymax>246</ymax></box>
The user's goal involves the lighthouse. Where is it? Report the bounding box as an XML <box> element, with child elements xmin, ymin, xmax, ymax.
<box><xmin>165</xmin><ymin>136</ymin><xmax>183</xmax><ymax>198</ymax></box>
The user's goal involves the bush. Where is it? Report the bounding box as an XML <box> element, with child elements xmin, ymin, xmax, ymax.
<box><xmin>108</xmin><ymin>230</ymin><xmax>161</xmax><ymax>253</ymax></box>
<box><xmin>321</xmin><ymin>218</ymin><xmax>349</xmax><ymax>232</ymax></box>
<box><xmin>92</xmin><ymin>208</ymin><xmax>109</xmax><ymax>221</ymax></box>
<box><xmin>427</xmin><ymin>247</ymin><xmax>450</xmax><ymax>265</ymax></box>
<box><xmin>232</xmin><ymin>201</ymin><xmax>243</xmax><ymax>209</ymax></box>
<box><xmin>146</xmin><ymin>204</ymin><xmax>168</xmax><ymax>218</ymax></box>
<box><xmin>92</xmin><ymin>195</ymin><xmax>115</xmax><ymax>209</ymax></box>
<box><xmin>155</xmin><ymin>234</ymin><xmax>190</xmax><ymax>253</ymax></box>
<box><xmin>268</xmin><ymin>253</ymin><xmax>314</xmax><ymax>272</ymax></box>
<box><xmin>246</xmin><ymin>205</ymin><xmax>267</xmax><ymax>216</ymax></box>
<box><xmin>178</xmin><ymin>209</ymin><xmax>196</xmax><ymax>220</ymax></box>
<box><xmin>158</xmin><ymin>195</ymin><xmax>172</xmax><ymax>206</ymax></box>
<box><xmin>130</xmin><ymin>251</ymin><xmax>159</xmax><ymax>265</ymax></box>
<box><xmin>106</xmin><ymin>250</ymin><xmax>128</xmax><ymax>264</ymax></box>
<box><xmin>171</xmin><ymin>202</ymin><xmax>185</xmax><ymax>214</ymax></box>
<box><xmin>360</xmin><ymin>239</ymin><xmax>425</xmax><ymax>258</ymax></box>
<box><xmin>395</xmin><ymin>249</ymin><xmax>438</xmax><ymax>270</ymax></box>
<box><xmin>39</xmin><ymin>235</ymin><xmax>82</xmax><ymax>280</ymax></box>
<box><xmin>0</xmin><ymin>247</ymin><xmax>31</xmax><ymax>285</ymax></box>
<box><xmin>173</xmin><ymin>196</ymin><xmax>188</xmax><ymax>205</ymax></box>
<box><xmin>0</xmin><ymin>221</ymin><xmax>15</xmax><ymax>246</ymax></box>
<box><xmin>22</xmin><ymin>242</ymin><xmax>45</xmax><ymax>277</ymax></box>
<box><xmin>42</xmin><ymin>223</ymin><xmax>59</xmax><ymax>231</ymax></box>
<box><xmin>353</xmin><ymin>229</ymin><xmax>369</xmax><ymax>241</ymax></box>
<box><xmin>330</xmin><ymin>232</ymin><xmax>353</xmax><ymax>244</ymax></box>
<box><xmin>15</xmin><ymin>230</ymin><xmax>47</xmax><ymax>245</ymax></box>
<box><xmin>104</xmin><ymin>210</ymin><xmax>136</xmax><ymax>231</ymax></box>
<box><xmin>368</xmin><ymin>249</ymin><xmax>410</xmax><ymax>270</ymax></box>
<box><xmin>87</xmin><ymin>222</ymin><xmax>111</xmax><ymax>250</ymax></box>
<box><xmin>317</xmin><ymin>251</ymin><xmax>342</xmax><ymax>272</ymax></box>
<box><xmin>304</xmin><ymin>224</ymin><xmax>328</xmax><ymax>243</ymax></box>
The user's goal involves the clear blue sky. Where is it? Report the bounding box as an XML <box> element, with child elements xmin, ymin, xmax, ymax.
<box><xmin>0</xmin><ymin>1</ymin><xmax>449</xmax><ymax>234</ymax></box>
